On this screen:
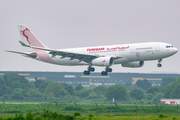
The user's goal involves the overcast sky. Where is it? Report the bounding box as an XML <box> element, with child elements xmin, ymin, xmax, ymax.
<box><xmin>0</xmin><ymin>0</ymin><xmax>179</xmax><ymax>74</ymax></box>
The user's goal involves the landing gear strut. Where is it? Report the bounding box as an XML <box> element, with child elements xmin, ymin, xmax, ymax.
<box><xmin>157</xmin><ymin>59</ymin><xmax>162</xmax><ymax>67</ymax></box>
<box><xmin>101</xmin><ymin>67</ymin><xmax>112</xmax><ymax>76</ymax></box>
<box><xmin>83</xmin><ymin>66</ymin><xmax>95</xmax><ymax>75</ymax></box>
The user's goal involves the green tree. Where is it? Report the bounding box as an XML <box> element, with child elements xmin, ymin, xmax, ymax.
<box><xmin>86</xmin><ymin>92</ymin><xmax>107</xmax><ymax>100</ymax></box>
<box><xmin>34</xmin><ymin>78</ymin><xmax>44</xmax><ymax>88</ymax></box>
<box><xmin>59</xmin><ymin>89</ymin><xmax>69</xmax><ymax>96</ymax></box>
<box><xmin>136</xmin><ymin>79</ymin><xmax>152</xmax><ymax>90</ymax></box>
<box><xmin>3</xmin><ymin>73</ymin><xmax>28</xmax><ymax>84</ymax></box>
<box><xmin>130</xmin><ymin>88</ymin><xmax>145</xmax><ymax>100</ymax></box>
<box><xmin>123</xmin><ymin>82</ymin><xmax>135</xmax><ymax>91</ymax></box>
<box><xmin>145</xmin><ymin>93</ymin><xmax>153</xmax><ymax>101</ymax></box>
<box><xmin>23</xmin><ymin>89</ymin><xmax>44</xmax><ymax>99</ymax></box>
<box><xmin>147</xmin><ymin>86</ymin><xmax>159</xmax><ymax>95</ymax></box>
<box><xmin>26</xmin><ymin>111</ymin><xmax>34</xmax><ymax>120</ymax></box>
<box><xmin>75</xmin><ymin>89</ymin><xmax>92</xmax><ymax>98</ymax></box>
<box><xmin>152</xmin><ymin>92</ymin><xmax>163</xmax><ymax>102</ymax></box>
<box><xmin>63</xmin><ymin>95</ymin><xmax>79</xmax><ymax>101</ymax></box>
<box><xmin>11</xmin><ymin>88</ymin><xmax>25</xmax><ymax>99</ymax></box>
<box><xmin>158</xmin><ymin>86</ymin><xmax>167</xmax><ymax>93</ymax></box>
<box><xmin>0</xmin><ymin>78</ymin><xmax>8</xmax><ymax>96</ymax></box>
<box><xmin>0</xmin><ymin>73</ymin><xmax>28</xmax><ymax>96</ymax></box>
<box><xmin>2</xmin><ymin>93</ymin><xmax>10</xmax><ymax>99</ymax></box>
<box><xmin>64</xmin><ymin>84</ymin><xmax>74</xmax><ymax>95</ymax></box>
<box><xmin>105</xmin><ymin>84</ymin><xmax>128</xmax><ymax>101</ymax></box>
<box><xmin>75</xmin><ymin>84</ymin><xmax>84</xmax><ymax>91</ymax></box>
<box><xmin>45</xmin><ymin>83</ymin><xmax>69</xmax><ymax>98</ymax></box>
<box><xmin>161</xmin><ymin>77</ymin><xmax>176</xmax><ymax>87</ymax></box>
<box><xmin>39</xmin><ymin>82</ymin><xmax>50</xmax><ymax>93</ymax></box>
<box><xmin>24</xmin><ymin>83</ymin><xmax>35</xmax><ymax>89</ymax></box>
<box><xmin>93</xmin><ymin>86</ymin><xmax>107</xmax><ymax>95</ymax></box>
<box><xmin>170</xmin><ymin>78</ymin><xmax>180</xmax><ymax>98</ymax></box>
<box><xmin>163</xmin><ymin>82</ymin><xmax>176</xmax><ymax>98</ymax></box>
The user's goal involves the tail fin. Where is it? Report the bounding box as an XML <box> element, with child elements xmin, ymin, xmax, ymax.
<box><xmin>17</xmin><ymin>25</ymin><xmax>47</xmax><ymax>52</ymax></box>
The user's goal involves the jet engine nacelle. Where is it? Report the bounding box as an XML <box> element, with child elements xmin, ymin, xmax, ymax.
<box><xmin>92</xmin><ymin>57</ymin><xmax>114</xmax><ymax>66</ymax></box>
<box><xmin>122</xmin><ymin>61</ymin><xmax>144</xmax><ymax>68</ymax></box>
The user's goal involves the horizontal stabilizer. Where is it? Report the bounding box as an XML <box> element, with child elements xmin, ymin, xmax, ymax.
<box><xmin>19</xmin><ymin>41</ymin><xmax>30</xmax><ymax>47</ymax></box>
<box><xmin>5</xmin><ymin>50</ymin><xmax>37</xmax><ymax>58</ymax></box>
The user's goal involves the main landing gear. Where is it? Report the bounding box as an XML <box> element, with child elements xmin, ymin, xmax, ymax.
<box><xmin>101</xmin><ymin>67</ymin><xmax>112</xmax><ymax>76</ymax></box>
<box><xmin>83</xmin><ymin>66</ymin><xmax>95</xmax><ymax>75</ymax></box>
<box><xmin>83</xmin><ymin>66</ymin><xmax>112</xmax><ymax>76</ymax></box>
<box><xmin>157</xmin><ymin>59</ymin><xmax>162</xmax><ymax>67</ymax></box>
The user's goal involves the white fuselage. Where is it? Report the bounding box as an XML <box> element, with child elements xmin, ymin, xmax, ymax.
<box><xmin>33</xmin><ymin>42</ymin><xmax>178</xmax><ymax>66</ymax></box>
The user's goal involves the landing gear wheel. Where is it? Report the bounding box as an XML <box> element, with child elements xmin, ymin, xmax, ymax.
<box><xmin>84</xmin><ymin>70</ymin><xmax>90</xmax><ymax>75</ymax></box>
<box><xmin>101</xmin><ymin>71</ymin><xmax>108</xmax><ymax>76</ymax></box>
<box><xmin>106</xmin><ymin>68</ymin><xmax>112</xmax><ymax>72</ymax></box>
<box><xmin>84</xmin><ymin>66</ymin><xmax>95</xmax><ymax>75</ymax></box>
<box><xmin>157</xmin><ymin>63</ymin><xmax>162</xmax><ymax>67</ymax></box>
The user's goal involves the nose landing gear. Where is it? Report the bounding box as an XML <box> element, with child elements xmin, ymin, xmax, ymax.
<box><xmin>157</xmin><ymin>59</ymin><xmax>162</xmax><ymax>67</ymax></box>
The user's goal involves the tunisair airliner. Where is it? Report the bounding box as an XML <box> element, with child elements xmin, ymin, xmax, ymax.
<box><xmin>6</xmin><ymin>25</ymin><xmax>178</xmax><ymax>75</ymax></box>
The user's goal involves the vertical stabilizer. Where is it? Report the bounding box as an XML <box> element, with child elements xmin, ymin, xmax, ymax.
<box><xmin>17</xmin><ymin>25</ymin><xmax>47</xmax><ymax>52</ymax></box>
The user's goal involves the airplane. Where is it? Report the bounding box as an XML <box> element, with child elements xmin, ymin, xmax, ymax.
<box><xmin>6</xmin><ymin>25</ymin><xmax>178</xmax><ymax>76</ymax></box>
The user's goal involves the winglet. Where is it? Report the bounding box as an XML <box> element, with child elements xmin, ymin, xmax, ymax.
<box><xmin>19</xmin><ymin>41</ymin><xmax>30</xmax><ymax>47</ymax></box>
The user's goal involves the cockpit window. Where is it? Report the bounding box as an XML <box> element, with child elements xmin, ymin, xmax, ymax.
<box><xmin>166</xmin><ymin>46</ymin><xmax>174</xmax><ymax>48</ymax></box>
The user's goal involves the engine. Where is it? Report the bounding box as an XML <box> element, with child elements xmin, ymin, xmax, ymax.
<box><xmin>91</xmin><ymin>57</ymin><xmax>114</xmax><ymax>66</ymax></box>
<box><xmin>122</xmin><ymin>61</ymin><xmax>144</xmax><ymax>68</ymax></box>
<box><xmin>29</xmin><ymin>52</ymin><xmax>37</xmax><ymax>58</ymax></box>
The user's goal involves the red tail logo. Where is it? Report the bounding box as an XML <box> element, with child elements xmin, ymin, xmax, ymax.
<box><xmin>20</xmin><ymin>28</ymin><xmax>30</xmax><ymax>44</ymax></box>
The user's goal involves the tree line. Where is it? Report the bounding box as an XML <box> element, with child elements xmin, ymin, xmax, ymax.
<box><xmin>0</xmin><ymin>73</ymin><xmax>179</xmax><ymax>103</ymax></box>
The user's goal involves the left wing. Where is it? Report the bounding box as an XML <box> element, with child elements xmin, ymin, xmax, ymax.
<box><xmin>19</xmin><ymin>41</ymin><xmax>99</xmax><ymax>63</ymax></box>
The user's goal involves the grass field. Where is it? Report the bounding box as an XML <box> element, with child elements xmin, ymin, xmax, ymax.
<box><xmin>0</xmin><ymin>113</ymin><xmax>180</xmax><ymax>120</ymax></box>
<box><xmin>0</xmin><ymin>102</ymin><xmax>179</xmax><ymax>119</ymax></box>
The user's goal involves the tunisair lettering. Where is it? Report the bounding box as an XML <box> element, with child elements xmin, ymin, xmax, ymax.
<box><xmin>87</xmin><ymin>47</ymin><xmax>105</xmax><ymax>51</ymax></box>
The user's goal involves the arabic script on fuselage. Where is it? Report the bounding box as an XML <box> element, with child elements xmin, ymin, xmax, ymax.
<box><xmin>87</xmin><ymin>46</ymin><xmax>129</xmax><ymax>51</ymax></box>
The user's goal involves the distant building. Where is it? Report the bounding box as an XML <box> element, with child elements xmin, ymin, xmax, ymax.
<box><xmin>0</xmin><ymin>71</ymin><xmax>179</xmax><ymax>87</ymax></box>
<box><xmin>132</xmin><ymin>78</ymin><xmax>162</xmax><ymax>86</ymax></box>
<box><xmin>161</xmin><ymin>99</ymin><xmax>180</xmax><ymax>105</ymax></box>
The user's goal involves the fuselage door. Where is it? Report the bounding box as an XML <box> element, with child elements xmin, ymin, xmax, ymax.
<box><xmin>130</xmin><ymin>45</ymin><xmax>135</xmax><ymax>53</ymax></box>
<box><xmin>129</xmin><ymin>45</ymin><xmax>136</xmax><ymax>61</ymax></box>
<box><xmin>155</xmin><ymin>44</ymin><xmax>160</xmax><ymax>52</ymax></box>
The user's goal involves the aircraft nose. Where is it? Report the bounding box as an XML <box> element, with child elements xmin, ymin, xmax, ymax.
<box><xmin>173</xmin><ymin>47</ymin><xmax>178</xmax><ymax>54</ymax></box>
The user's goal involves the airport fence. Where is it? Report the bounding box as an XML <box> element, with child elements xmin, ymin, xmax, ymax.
<box><xmin>0</xmin><ymin>100</ymin><xmax>179</xmax><ymax>116</ymax></box>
